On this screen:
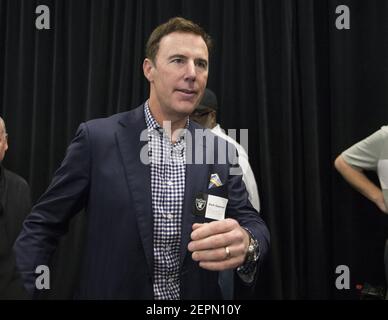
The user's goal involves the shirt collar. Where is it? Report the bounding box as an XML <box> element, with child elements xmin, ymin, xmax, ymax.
<box><xmin>144</xmin><ymin>101</ymin><xmax>161</xmax><ymax>131</ymax></box>
<box><xmin>144</xmin><ymin>101</ymin><xmax>189</xmax><ymax>143</ymax></box>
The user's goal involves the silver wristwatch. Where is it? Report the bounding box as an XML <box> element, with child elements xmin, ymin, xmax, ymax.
<box><xmin>246</xmin><ymin>233</ymin><xmax>260</xmax><ymax>263</ymax></box>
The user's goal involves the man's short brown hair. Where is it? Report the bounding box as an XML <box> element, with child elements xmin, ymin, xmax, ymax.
<box><xmin>145</xmin><ymin>17</ymin><xmax>212</xmax><ymax>63</ymax></box>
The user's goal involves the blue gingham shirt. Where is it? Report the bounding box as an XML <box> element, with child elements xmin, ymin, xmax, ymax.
<box><xmin>144</xmin><ymin>102</ymin><xmax>187</xmax><ymax>300</ymax></box>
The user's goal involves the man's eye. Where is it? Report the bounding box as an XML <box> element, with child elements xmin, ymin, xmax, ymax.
<box><xmin>196</xmin><ymin>61</ymin><xmax>207</xmax><ymax>69</ymax></box>
<box><xmin>172</xmin><ymin>58</ymin><xmax>184</xmax><ymax>64</ymax></box>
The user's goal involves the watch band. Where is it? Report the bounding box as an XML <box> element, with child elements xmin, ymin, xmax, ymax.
<box><xmin>242</xmin><ymin>227</ymin><xmax>260</xmax><ymax>263</ymax></box>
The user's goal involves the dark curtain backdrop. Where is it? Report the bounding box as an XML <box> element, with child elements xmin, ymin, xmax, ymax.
<box><xmin>1</xmin><ymin>0</ymin><xmax>388</xmax><ymax>299</ymax></box>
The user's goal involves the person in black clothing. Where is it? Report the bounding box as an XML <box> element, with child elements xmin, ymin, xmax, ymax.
<box><xmin>0</xmin><ymin>116</ymin><xmax>31</xmax><ymax>299</ymax></box>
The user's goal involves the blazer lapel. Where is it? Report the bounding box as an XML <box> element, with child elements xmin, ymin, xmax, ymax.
<box><xmin>115</xmin><ymin>110</ymin><xmax>213</xmax><ymax>274</ymax></box>
<box><xmin>115</xmin><ymin>105</ymin><xmax>154</xmax><ymax>278</ymax></box>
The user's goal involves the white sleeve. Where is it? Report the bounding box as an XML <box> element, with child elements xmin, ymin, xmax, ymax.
<box><xmin>237</xmin><ymin>146</ymin><xmax>261</xmax><ymax>212</ymax></box>
<box><xmin>342</xmin><ymin>127</ymin><xmax>388</xmax><ymax>171</ymax></box>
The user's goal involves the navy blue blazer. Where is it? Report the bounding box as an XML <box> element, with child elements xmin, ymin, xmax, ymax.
<box><xmin>14</xmin><ymin>104</ymin><xmax>270</xmax><ymax>299</ymax></box>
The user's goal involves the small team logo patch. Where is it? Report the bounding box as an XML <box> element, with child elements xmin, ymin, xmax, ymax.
<box><xmin>195</xmin><ymin>198</ymin><xmax>206</xmax><ymax>211</ymax></box>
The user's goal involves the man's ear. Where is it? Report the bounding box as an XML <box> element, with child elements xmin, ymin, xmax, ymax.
<box><xmin>210</xmin><ymin>111</ymin><xmax>217</xmax><ymax>126</ymax></box>
<box><xmin>143</xmin><ymin>58</ymin><xmax>155</xmax><ymax>82</ymax></box>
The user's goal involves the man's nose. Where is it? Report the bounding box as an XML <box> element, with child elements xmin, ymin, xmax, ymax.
<box><xmin>184</xmin><ymin>61</ymin><xmax>196</xmax><ymax>81</ymax></box>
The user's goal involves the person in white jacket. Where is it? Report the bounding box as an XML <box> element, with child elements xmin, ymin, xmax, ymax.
<box><xmin>334</xmin><ymin>126</ymin><xmax>388</xmax><ymax>299</ymax></box>
<box><xmin>190</xmin><ymin>89</ymin><xmax>262</xmax><ymax>300</ymax></box>
<box><xmin>190</xmin><ymin>89</ymin><xmax>260</xmax><ymax>212</ymax></box>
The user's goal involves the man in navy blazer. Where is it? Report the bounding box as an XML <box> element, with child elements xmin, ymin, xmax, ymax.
<box><xmin>14</xmin><ymin>17</ymin><xmax>269</xmax><ymax>299</ymax></box>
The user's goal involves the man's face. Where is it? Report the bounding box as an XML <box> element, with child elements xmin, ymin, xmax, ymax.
<box><xmin>0</xmin><ymin>131</ymin><xmax>8</xmax><ymax>162</ymax></box>
<box><xmin>144</xmin><ymin>32</ymin><xmax>209</xmax><ymax>120</ymax></box>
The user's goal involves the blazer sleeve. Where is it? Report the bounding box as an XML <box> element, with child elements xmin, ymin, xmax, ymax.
<box><xmin>226</xmin><ymin>144</ymin><xmax>270</xmax><ymax>286</ymax></box>
<box><xmin>14</xmin><ymin>123</ymin><xmax>91</xmax><ymax>296</ymax></box>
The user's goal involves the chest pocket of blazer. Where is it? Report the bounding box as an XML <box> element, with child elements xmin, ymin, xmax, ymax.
<box><xmin>207</xmin><ymin>184</ymin><xmax>228</xmax><ymax>198</ymax></box>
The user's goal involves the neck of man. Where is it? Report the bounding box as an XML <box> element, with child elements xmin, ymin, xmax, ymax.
<box><xmin>147</xmin><ymin>99</ymin><xmax>188</xmax><ymax>144</ymax></box>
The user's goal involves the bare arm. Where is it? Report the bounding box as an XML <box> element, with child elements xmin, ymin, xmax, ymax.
<box><xmin>334</xmin><ymin>155</ymin><xmax>387</xmax><ymax>213</ymax></box>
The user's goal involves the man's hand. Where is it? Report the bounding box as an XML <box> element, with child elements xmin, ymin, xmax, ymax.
<box><xmin>187</xmin><ymin>218</ymin><xmax>250</xmax><ymax>271</ymax></box>
<box><xmin>373</xmin><ymin>191</ymin><xmax>388</xmax><ymax>214</ymax></box>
